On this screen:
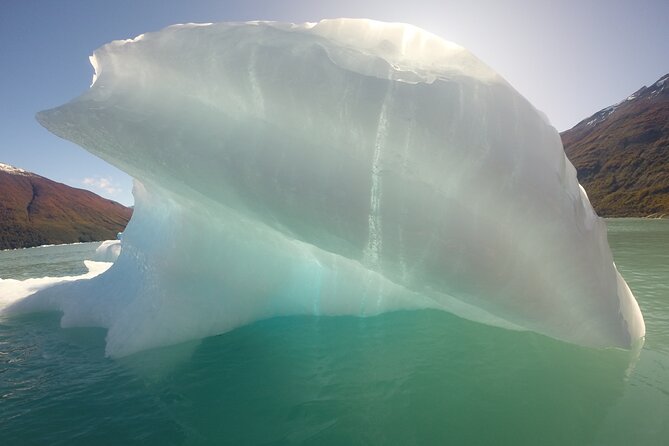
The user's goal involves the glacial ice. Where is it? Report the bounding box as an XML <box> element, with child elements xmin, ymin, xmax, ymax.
<box><xmin>92</xmin><ymin>240</ymin><xmax>122</xmax><ymax>262</ymax></box>
<box><xmin>4</xmin><ymin>19</ymin><xmax>644</xmax><ymax>356</ymax></box>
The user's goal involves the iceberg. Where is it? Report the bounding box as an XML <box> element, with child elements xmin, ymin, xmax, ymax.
<box><xmin>5</xmin><ymin>19</ymin><xmax>644</xmax><ymax>356</ymax></box>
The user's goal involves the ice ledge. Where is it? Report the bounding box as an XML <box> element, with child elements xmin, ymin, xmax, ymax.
<box><xmin>89</xmin><ymin>18</ymin><xmax>504</xmax><ymax>88</ymax></box>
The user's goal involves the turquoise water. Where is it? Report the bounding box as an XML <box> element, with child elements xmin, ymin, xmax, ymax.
<box><xmin>1</xmin><ymin>220</ymin><xmax>668</xmax><ymax>445</ymax></box>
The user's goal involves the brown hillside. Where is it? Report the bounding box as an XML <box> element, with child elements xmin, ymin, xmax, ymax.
<box><xmin>0</xmin><ymin>164</ymin><xmax>132</xmax><ymax>249</ymax></box>
<box><xmin>561</xmin><ymin>73</ymin><xmax>669</xmax><ymax>217</ymax></box>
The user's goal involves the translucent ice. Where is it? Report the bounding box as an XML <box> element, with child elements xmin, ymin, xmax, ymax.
<box><xmin>92</xmin><ymin>240</ymin><xmax>122</xmax><ymax>262</ymax></box>
<box><xmin>7</xmin><ymin>19</ymin><xmax>644</xmax><ymax>356</ymax></box>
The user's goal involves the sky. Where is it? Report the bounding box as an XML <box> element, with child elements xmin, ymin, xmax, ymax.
<box><xmin>1</xmin><ymin>0</ymin><xmax>667</xmax><ymax>206</ymax></box>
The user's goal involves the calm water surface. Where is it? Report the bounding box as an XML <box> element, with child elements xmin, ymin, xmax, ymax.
<box><xmin>1</xmin><ymin>219</ymin><xmax>668</xmax><ymax>445</ymax></box>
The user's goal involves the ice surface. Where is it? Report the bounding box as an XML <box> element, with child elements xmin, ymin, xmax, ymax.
<box><xmin>92</xmin><ymin>240</ymin><xmax>122</xmax><ymax>262</ymax></box>
<box><xmin>6</xmin><ymin>19</ymin><xmax>644</xmax><ymax>356</ymax></box>
<box><xmin>0</xmin><ymin>261</ymin><xmax>111</xmax><ymax>310</ymax></box>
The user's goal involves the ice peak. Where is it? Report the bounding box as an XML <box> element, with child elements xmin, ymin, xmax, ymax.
<box><xmin>304</xmin><ymin>18</ymin><xmax>490</xmax><ymax>83</ymax></box>
<box><xmin>91</xmin><ymin>18</ymin><xmax>502</xmax><ymax>88</ymax></box>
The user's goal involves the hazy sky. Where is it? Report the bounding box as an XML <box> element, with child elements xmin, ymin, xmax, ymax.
<box><xmin>1</xmin><ymin>0</ymin><xmax>667</xmax><ymax>206</ymax></box>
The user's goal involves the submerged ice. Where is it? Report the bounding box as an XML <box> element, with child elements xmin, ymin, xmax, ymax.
<box><xmin>5</xmin><ymin>19</ymin><xmax>644</xmax><ymax>356</ymax></box>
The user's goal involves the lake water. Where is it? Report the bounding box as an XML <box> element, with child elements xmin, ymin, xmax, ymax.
<box><xmin>1</xmin><ymin>219</ymin><xmax>668</xmax><ymax>445</ymax></box>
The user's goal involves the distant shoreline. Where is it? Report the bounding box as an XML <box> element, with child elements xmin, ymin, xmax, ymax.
<box><xmin>0</xmin><ymin>240</ymin><xmax>104</xmax><ymax>252</ymax></box>
<box><xmin>606</xmin><ymin>215</ymin><xmax>668</xmax><ymax>220</ymax></box>
<box><xmin>3</xmin><ymin>217</ymin><xmax>667</xmax><ymax>253</ymax></box>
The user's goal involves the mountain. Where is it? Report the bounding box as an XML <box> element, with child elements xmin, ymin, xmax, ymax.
<box><xmin>561</xmin><ymin>73</ymin><xmax>669</xmax><ymax>217</ymax></box>
<box><xmin>0</xmin><ymin>163</ymin><xmax>132</xmax><ymax>249</ymax></box>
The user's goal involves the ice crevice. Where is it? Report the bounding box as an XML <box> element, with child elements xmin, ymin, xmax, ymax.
<box><xmin>364</xmin><ymin>82</ymin><xmax>392</xmax><ymax>268</ymax></box>
<box><xmin>1</xmin><ymin>18</ymin><xmax>645</xmax><ymax>357</ymax></box>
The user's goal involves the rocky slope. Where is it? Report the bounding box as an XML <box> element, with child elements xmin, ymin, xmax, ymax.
<box><xmin>561</xmin><ymin>73</ymin><xmax>669</xmax><ymax>217</ymax></box>
<box><xmin>0</xmin><ymin>163</ymin><xmax>132</xmax><ymax>249</ymax></box>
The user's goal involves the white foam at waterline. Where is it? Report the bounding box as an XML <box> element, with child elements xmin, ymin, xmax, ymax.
<box><xmin>0</xmin><ymin>261</ymin><xmax>112</xmax><ymax>313</ymax></box>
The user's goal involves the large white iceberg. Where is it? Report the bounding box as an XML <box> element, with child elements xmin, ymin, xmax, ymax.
<box><xmin>6</xmin><ymin>19</ymin><xmax>644</xmax><ymax>356</ymax></box>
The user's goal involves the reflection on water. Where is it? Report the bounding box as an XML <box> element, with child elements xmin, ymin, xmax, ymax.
<box><xmin>1</xmin><ymin>219</ymin><xmax>668</xmax><ymax>445</ymax></box>
<box><xmin>0</xmin><ymin>310</ymin><xmax>645</xmax><ymax>445</ymax></box>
